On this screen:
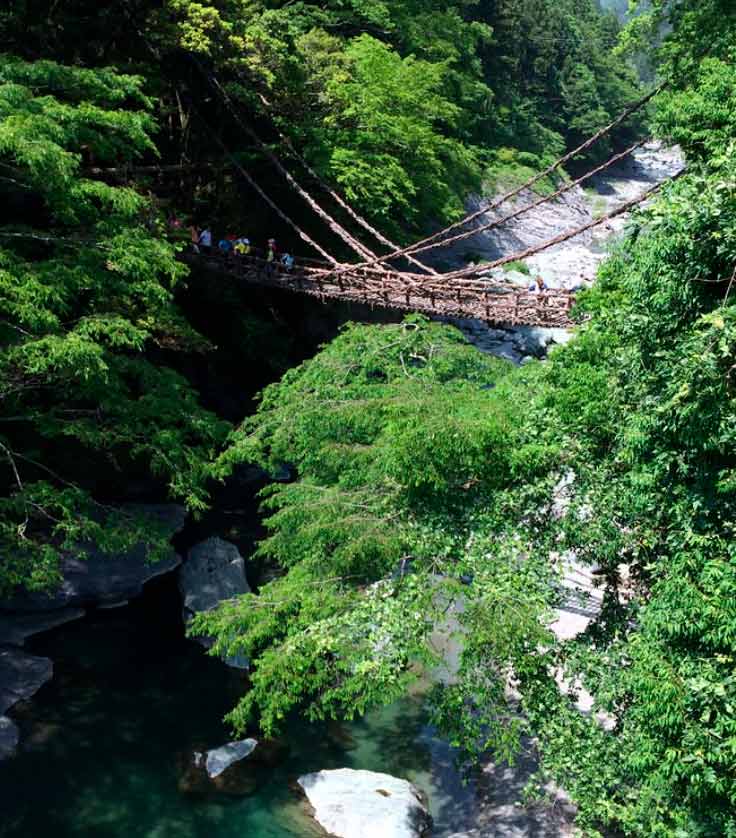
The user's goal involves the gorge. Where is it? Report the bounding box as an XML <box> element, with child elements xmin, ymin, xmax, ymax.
<box><xmin>1</xmin><ymin>2</ymin><xmax>735</xmax><ymax>837</ymax></box>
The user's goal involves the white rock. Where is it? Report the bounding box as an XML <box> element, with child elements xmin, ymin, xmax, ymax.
<box><xmin>298</xmin><ymin>768</ymin><xmax>431</xmax><ymax>838</ymax></box>
<box><xmin>205</xmin><ymin>738</ymin><xmax>258</xmax><ymax>778</ymax></box>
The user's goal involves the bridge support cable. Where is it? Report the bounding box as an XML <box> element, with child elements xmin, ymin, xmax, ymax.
<box><xmin>260</xmin><ymin>116</ymin><xmax>437</xmax><ymax>276</ymax></box>
<box><xmin>403</xmin><ymin>83</ymin><xmax>666</xmax><ymax>254</ymax></box>
<box><xmin>119</xmin><ymin>0</ymin><xmax>342</xmax><ymax>265</ymax></box>
<box><xmin>319</xmin><ymin>83</ymin><xmax>667</xmax><ymax>280</ymax></box>
<box><xmin>200</xmin><ymin>110</ymin><xmax>342</xmax><ymax>264</ymax></box>
<box><xmin>202</xmin><ymin>68</ymin><xmax>385</xmax><ymax>266</ymax></box>
<box><xmin>403</xmin><ymin>138</ymin><xmax>650</xmax><ymax>264</ymax></box>
<box><xmin>205</xmin><ymin>60</ymin><xmax>436</xmax><ymax>275</ymax></box>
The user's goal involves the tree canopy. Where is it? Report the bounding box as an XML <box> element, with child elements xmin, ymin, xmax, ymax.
<box><xmin>0</xmin><ymin>55</ymin><xmax>228</xmax><ymax>593</ymax></box>
<box><xmin>196</xmin><ymin>2</ymin><xmax>736</xmax><ymax>835</ymax></box>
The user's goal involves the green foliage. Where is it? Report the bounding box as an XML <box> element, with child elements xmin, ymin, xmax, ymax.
<box><xmin>475</xmin><ymin>0</ymin><xmax>643</xmax><ymax>163</ymax></box>
<box><xmin>160</xmin><ymin>0</ymin><xmax>642</xmax><ymax>234</ymax></box>
<box><xmin>198</xmin><ymin>6</ymin><xmax>736</xmax><ymax>833</ymax></box>
<box><xmin>296</xmin><ymin>33</ymin><xmax>480</xmax><ymax>230</ymax></box>
<box><xmin>5</xmin><ymin>6</ymin><xmax>728</xmax><ymax>837</ymax></box>
<box><xmin>503</xmin><ymin>260</ymin><xmax>531</xmax><ymax>276</ymax></box>
<box><xmin>198</xmin><ymin>318</ymin><xmax>557</xmax><ymax>738</ymax></box>
<box><xmin>616</xmin><ymin>2</ymin><xmax>736</xmax><ymax>166</ymax></box>
<box><xmin>0</xmin><ymin>56</ymin><xmax>228</xmax><ymax>594</ymax></box>
<box><xmin>507</xmin><ymin>152</ymin><xmax>736</xmax><ymax>836</ymax></box>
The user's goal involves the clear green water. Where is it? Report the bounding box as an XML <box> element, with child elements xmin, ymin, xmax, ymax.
<box><xmin>0</xmin><ymin>582</ymin><xmax>478</xmax><ymax>838</ymax></box>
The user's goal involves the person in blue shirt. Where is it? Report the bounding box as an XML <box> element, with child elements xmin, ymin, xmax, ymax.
<box><xmin>529</xmin><ymin>275</ymin><xmax>548</xmax><ymax>293</ymax></box>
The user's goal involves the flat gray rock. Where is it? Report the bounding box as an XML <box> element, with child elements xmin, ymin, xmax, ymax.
<box><xmin>0</xmin><ymin>608</ymin><xmax>85</xmax><ymax>646</ymax></box>
<box><xmin>0</xmin><ymin>715</ymin><xmax>19</xmax><ymax>760</ymax></box>
<box><xmin>0</xmin><ymin>648</ymin><xmax>53</xmax><ymax>713</ymax></box>
<box><xmin>204</xmin><ymin>738</ymin><xmax>258</xmax><ymax>778</ymax></box>
<box><xmin>1</xmin><ymin>505</ymin><xmax>185</xmax><ymax>611</ymax></box>
<box><xmin>298</xmin><ymin>768</ymin><xmax>431</xmax><ymax>838</ymax></box>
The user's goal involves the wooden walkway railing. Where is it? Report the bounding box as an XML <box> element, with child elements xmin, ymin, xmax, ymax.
<box><xmin>185</xmin><ymin>251</ymin><xmax>577</xmax><ymax>328</ymax></box>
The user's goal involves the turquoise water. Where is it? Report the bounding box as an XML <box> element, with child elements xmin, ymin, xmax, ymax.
<box><xmin>0</xmin><ymin>581</ymin><xmax>478</xmax><ymax>838</ymax></box>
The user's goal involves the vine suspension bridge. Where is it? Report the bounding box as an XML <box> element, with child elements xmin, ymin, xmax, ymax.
<box><xmin>186</xmin><ymin>71</ymin><xmax>676</xmax><ymax>329</ymax></box>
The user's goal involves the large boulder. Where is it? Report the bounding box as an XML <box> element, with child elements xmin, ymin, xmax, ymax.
<box><xmin>0</xmin><ymin>505</ymin><xmax>186</xmax><ymax>612</ymax></box>
<box><xmin>298</xmin><ymin>768</ymin><xmax>432</xmax><ymax>838</ymax></box>
<box><xmin>179</xmin><ymin>538</ymin><xmax>250</xmax><ymax>669</ymax></box>
<box><xmin>180</xmin><ymin>538</ymin><xmax>250</xmax><ymax>617</ymax></box>
<box><xmin>0</xmin><ymin>648</ymin><xmax>53</xmax><ymax>714</ymax></box>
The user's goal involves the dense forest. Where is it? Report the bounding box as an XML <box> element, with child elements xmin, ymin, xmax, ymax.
<box><xmin>2</xmin><ymin>0</ymin><xmax>736</xmax><ymax>836</ymax></box>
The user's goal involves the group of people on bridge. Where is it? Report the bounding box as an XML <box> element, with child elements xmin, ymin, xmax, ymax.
<box><xmin>175</xmin><ymin>219</ymin><xmax>559</xmax><ymax>295</ymax></box>
<box><xmin>187</xmin><ymin>224</ymin><xmax>295</xmax><ymax>272</ymax></box>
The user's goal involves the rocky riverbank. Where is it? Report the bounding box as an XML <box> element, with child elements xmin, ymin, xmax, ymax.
<box><xmin>437</xmin><ymin>142</ymin><xmax>684</xmax><ymax>363</ymax></box>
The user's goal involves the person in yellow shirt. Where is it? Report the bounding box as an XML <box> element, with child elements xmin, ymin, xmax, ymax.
<box><xmin>234</xmin><ymin>236</ymin><xmax>251</xmax><ymax>256</ymax></box>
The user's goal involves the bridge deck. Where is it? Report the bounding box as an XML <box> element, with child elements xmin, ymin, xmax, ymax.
<box><xmin>186</xmin><ymin>252</ymin><xmax>577</xmax><ymax>328</ymax></box>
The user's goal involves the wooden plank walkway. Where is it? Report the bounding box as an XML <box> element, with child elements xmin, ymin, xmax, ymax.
<box><xmin>185</xmin><ymin>252</ymin><xmax>577</xmax><ymax>328</ymax></box>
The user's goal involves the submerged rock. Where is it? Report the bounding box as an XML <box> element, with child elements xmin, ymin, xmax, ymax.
<box><xmin>0</xmin><ymin>715</ymin><xmax>19</xmax><ymax>760</ymax></box>
<box><xmin>298</xmin><ymin>768</ymin><xmax>432</xmax><ymax>838</ymax></box>
<box><xmin>0</xmin><ymin>648</ymin><xmax>53</xmax><ymax>714</ymax></box>
<box><xmin>179</xmin><ymin>537</ymin><xmax>251</xmax><ymax>669</ymax></box>
<box><xmin>204</xmin><ymin>738</ymin><xmax>258</xmax><ymax>778</ymax></box>
<box><xmin>178</xmin><ymin>739</ymin><xmax>261</xmax><ymax>796</ymax></box>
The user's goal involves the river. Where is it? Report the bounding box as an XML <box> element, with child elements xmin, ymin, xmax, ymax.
<box><xmin>0</xmin><ymin>574</ymin><xmax>483</xmax><ymax>838</ymax></box>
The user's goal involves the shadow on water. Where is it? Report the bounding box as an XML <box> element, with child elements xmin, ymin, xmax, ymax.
<box><xmin>0</xmin><ymin>574</ymin><xmax>482</xmax><ymax>838</ymax></box>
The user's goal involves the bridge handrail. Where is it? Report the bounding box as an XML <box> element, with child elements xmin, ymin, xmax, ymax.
<box><xmin>186</xmin><ymin>250</ymin><xmax>577</xmax><ymax>305</ymax></box>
